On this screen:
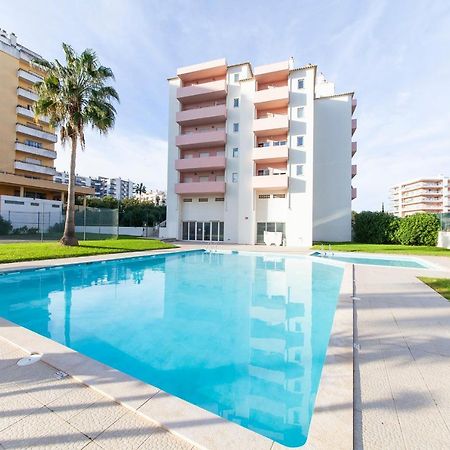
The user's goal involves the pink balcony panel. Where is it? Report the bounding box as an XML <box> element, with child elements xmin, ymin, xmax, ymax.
<box><xmin>177</xmin><ymin>58</ymin><xmax>227</xmax><ymax>82</ymax></box>
<box><xmin>176</xmin><ymin>104</ymin><xmax>226</xmax><ymax>126</ymax></box>
<box><xmin>176</xmin><ymin>129</ymin><xmax>226</xmax><ymax>149</ymax></box>
<box><xmin>253</xmin><ymin>174</ymin><xmax>288</xmax><ymax>191</ymax></box>
<box><xmin>252</xmin><ymin>145</ymin><xmax>288</xmax><ymax>163</ymax></box>
<box><xmin>177</xmin><ymin>79</ymin><xmax>227</xmax><ymax>104</ymax></box>
<box><xmin>253</xmin><ymin>116</ymin><xmax>289</xmax><ymax>136</ymax></box>
<box><xmin>254</xmin><ymin>60</ymin><xmax>290</xmax><ymax>82</ymax></box>
<box><xmin>352</xmin><ymin>98</ymin><xmax>357</xmax><ymax>113</ymax></box>
<box><xmin>175</xmin><ymin>156</ymin><xmax>226</xmax><ymax>172</ymax></box>
<box><xmin>175</xmin><ymin>181</ymin><xmax>226</xmax><ymax>195</ymax></box>
<box><xmin>352</xmin><ymin>118</ymin><xmax>357</xmax><ymax>135</ymax></box>
<box><xmin>352</xmin><ymin>141</ymin><xmax>357</xmax><ymax>156</ymax></box>
<box><xmin>254</xmin><ymin>86</ymin><xmax>289</xmax><ymax>109</ymax></box>
<box><xmin>352</xmin><ymin>164</ymin><xmax>357</xmax><ymax>178</ymax></box>
<box><xmin>352</xmin><ymin>187</ymin><xmax>357</xmax><ymax>200</ymax></box>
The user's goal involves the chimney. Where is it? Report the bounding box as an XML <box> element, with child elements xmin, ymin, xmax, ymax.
<box><xmin>288</xmin><ymin>56</ymin><xmax>294</xmax><ymax>69</ymax></box>
<box><xmin>9</xmin><ymin>32</ymin><xmax>17</xmax><ymax>46</ymax></box>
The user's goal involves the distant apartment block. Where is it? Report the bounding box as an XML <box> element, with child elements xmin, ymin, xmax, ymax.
<box><xmin>390</xmin><ymin>176</ymin><xmax>450</xmax><ymax>217</ymax></box>
<box><xmin>54</xmin><ymin>171</ymin><xmax>134</xmax><ymax>200</ymax></box>
<box><xmin>164</xmin><ymin>58</ymin><xmax>357</xmax><ymax>245</ymax></box>
<box><xmin>137</xmin><ymin>190</ymin><xmax>167</xmax><ymax>205</ymax></box>
<box><xmin>0</xmin><ymin>30</ymin><xmax>93</xmax><ymax>201</ymax></box>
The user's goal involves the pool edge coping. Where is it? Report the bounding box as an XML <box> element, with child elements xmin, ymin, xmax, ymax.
<box><xmin>0</xmin><ymin>248</ymin><xmax>354</xmax><ymax>450</ymax></box>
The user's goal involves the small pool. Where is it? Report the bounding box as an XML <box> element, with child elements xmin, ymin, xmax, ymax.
<box><xmin>310</xmin><ymin>251</ymin><xmax>430</xmax><ymax>269</ymax></box>
<box><xmin>0</xmin><ymin>250</ymin><xmax>343</xmax><ymax>447</ymax></box>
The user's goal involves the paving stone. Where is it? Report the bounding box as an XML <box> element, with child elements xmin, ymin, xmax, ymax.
<box><xmin>138</xmin><ymin>427</ymin><xmax>193</xmax><ymax>450</ymax></box>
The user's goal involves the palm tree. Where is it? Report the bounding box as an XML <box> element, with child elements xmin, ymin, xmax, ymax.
<box><xmin>134</xmin><ymin>183</ymin><xmax>147</xmax><ymax>200</ymax></box>
<box><xmin>33</xmin><ymin>43</ymin><xmax>119</xmax><ymax>246</ymax></box>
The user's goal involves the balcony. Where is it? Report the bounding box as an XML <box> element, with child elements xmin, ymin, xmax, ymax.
<box><xmin>253</xmin><ymin>116</ymin><xmax>289</xmax><ymax>136</ymax></box>
<box><xmin>177</xmin><ymin>79</ymin><xmax>227</xmax><ymax>104</ymax></box>
<box><xmin>254</xmin><ymin>86</ymin><xmax>289</xmax><ymax>109</ymax></box>
<box><xmin>176</xmin><ymin>129</ymin><xmax>226</xmax><ymax>149</ymax></box>
<box><xmin>16</xmin><ymin>106</ymin><xmax>49</xmax><ymax>124</ymax></box>
<box><xmin>252</xmin><ymin>145</ymin><xmax>288</xmax><ymax>163</ymax></box>
<box><xmin>14</xmin><ymin>160</ymin><xmax>57</xmax><ymax>176</ymax></box>
<box><xmin>176</xmin><ymin>104</ymin><xmax>226</xmax><ymax>126</ymax></box>
<box><xmin>175</xmin><ymin>155</ymin><xmax>226</xmax><ymax>172</ymax></box>
<box><xmin>352</xmin><ymin>98</ymin><xmax>357</xmax><ymax>114</ymax></box>
<box><xmin>175</xmin><ymin>181</ymin><xmax>225</xmax><ymax>195</ymax></box>
<box><xmin>352</xmin><ymin>187</ymin><xmax>357</xmax><ymax>200</ymax></box>
<box><xmin>177</xmin><ymin>58</ymin><xmax>227</xmax><ymax>82</ymax></box>
<box><xmin>17</xmin><ymin>87</ymin><xmax>38</xmax><ymax>102</ymax></box>
<box><xmin>15</xmin><ymin>142</ymin><xmax>57</xmax><ymax>159</ymax></box>
<box><xmin>352</xmin><ymin>164</ymin><xmax>357</xmax><ymax>178</ymax></box>
<box><xmin>16</xmin><ymin>123</ymin><xmax>57</xmax><ymax>143</ymax></box>
<box><xmin>18</xmin><ymin>69</ymin><xmax>42</xmax><ymax>84</ymax></box>
<box><xmin>254</xmin><ymin>61</ymin><xmax>290</xmax><ymax>82</ymax></box>
<box><xmin>253</xmin><ymin>174</ymin><xmax>288</xmax><ymax>191</ymax></box>
<box><xmin>352</xmin><ymin>118</ymin><xmax>357</xmax><ymax>136</ymax></box>
<box><xmin>352</xmin><ymin>141</ymin><xmax>357</xmax><ymax>156</ymax></box>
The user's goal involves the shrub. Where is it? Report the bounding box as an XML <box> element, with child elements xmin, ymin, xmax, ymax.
<box><xmin>0</xmin><ymin>216</ymin><xmax>13</xmax><ymax>235</ymax></box>
<box><xmin>395</xmin><ymin>213</ymin><xmax>440</xmax><ymax>246</ymax></box>
<box><xmin>47</xmin><ymin>222</ymin><xmax>65</xmax><ymax>234</ymax></box>
<box><xmin>353</xmin><ymin>211</ymin><xmax>399</xmax><ymax>244</ymax></box>
<box><xmin>11</xmin><ymin>226</ymin><xmax>39</xmax><ymax>235</ymax></box>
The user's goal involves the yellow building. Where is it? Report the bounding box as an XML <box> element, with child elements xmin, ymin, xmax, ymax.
<box><xmin>0</xmin><ymin>30</ymin><xmax>93</xmax><ymax>201</ymax></box>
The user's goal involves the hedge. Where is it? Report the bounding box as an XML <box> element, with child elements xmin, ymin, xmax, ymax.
<box><xmin>395</xmin><ymin>213</ymin><xmax>440</xmax><ymax>246</ymax></box>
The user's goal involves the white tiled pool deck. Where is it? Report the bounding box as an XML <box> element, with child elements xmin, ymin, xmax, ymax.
<box><xmin>0</xmin><ymin>244</ymin><xmax>449</xmax><ymax>449</ymax></box>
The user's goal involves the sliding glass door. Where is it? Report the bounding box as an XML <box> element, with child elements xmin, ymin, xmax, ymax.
<box><xmin>182</xmin><ymin>221</ymin><xmax>224</xmax><ymax>241</ymax></box>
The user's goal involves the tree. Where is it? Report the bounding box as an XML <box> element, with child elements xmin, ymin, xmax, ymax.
<box><xmin>134</xmin><ymin>183</ymin><xmax>147</xmax><ymax>200</ymax></box>
<box><xmin>33</xmin><ymin>43</ymin><xmax>119</xmax><ymax>246</ymax></box>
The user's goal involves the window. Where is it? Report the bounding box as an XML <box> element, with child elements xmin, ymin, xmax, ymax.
<box><xmin>215</xmin><ymin>197</ymin><xmax>224</xmax><ymax>202</ymax></box>
<box><xmin>273</xmin><ymin>193</ymin><xmax>286</xmax><ymax>198</ymax></box>
<box><xmin>199</xmin><ymin>152</ymin><xmax>209</xmax><ymax>157</ymax></box>
<box><xmin>297</xmin><ymin>136</ymin><xmax>304</xmax><ymax>146</ymax></box>
<box><xmin>199</xmin><ymin>176</ymin><xmax>209</xmax><ymax>182</ymax></box>
<box><xmin>183</xmin><ymin>198</ymin><xmax>193</xmax><ymax>203</ymax></box>
<box><xmin>297</xmin><ymin>78</ymin><xmax>304</xmax><ymax>89</ymax></box>
<box><xmin>51</xmin><ymin>204</ymin><xmax>60</xmax><ymax>208</ymax></box>
<box><xmin>296</xmin><ymin>165</ymin><xmax>304</xmax><ymax>176</ymax></box>
<box><xmin>257</xmin><ymin>168</ymin><xmax>270</xmax><ymax>176</ymax></box>
<box><xmin>232</xmin><ymin>147</ymin><xmax>239</xmax><ymax>158</ymax></box>
<box><xmin>233</xmin><ymin>123</ymin><xmax>239</xmax><ymax>133</ymax></box>
<box><xmin>4</xmin><ymin>200</ymin><xmax>24</xmax><ymax>205</ymax></box>
<box><xmin>233</xmin><ymin>73</ymin><xmax>240</xmax><ymax>82</ymax></box>
<box><xmin>297</xmin><ymin>107</ymin><xmax>304</xmax><ymax>118</ymax></box>
<box><xmin>30</xmin><ymin>202</ymin><xmax>39</xmax><ymax>206</ymax></box>
<box><xmin>233</xmin><ymin>98</ymin><xmax>239</xmax><ymax>108</ymax></box>
<box><xmin>232</xmin><ymin>172</ymin><xmax>238</xmax><ymax>183</ymax></box>
<box><xmin>198</xmin><ymin>198</ymin><xmax>208</xmax><ymax>202</ymax></box>
<box><xmin>258</xmin><ymin>194</ymin><xmax>270</xmax><ymax>199</ymax></box>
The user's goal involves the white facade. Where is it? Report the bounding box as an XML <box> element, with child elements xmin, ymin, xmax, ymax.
<box><xmin>390</xmin><ymin>176</ymin><xmax>450</xmax><ymax>217</ymax></box>
<box><xmin>164</xmin><ymin>58</ymin><xmax>357</xmax><ymax>246</ymax></box>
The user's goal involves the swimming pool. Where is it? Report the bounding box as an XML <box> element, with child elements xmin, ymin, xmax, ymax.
<box><xmin>0</xmin><ymin>250</ymin><xmax>343</xmax><ymax>447</ymax></box>
<box><xmin>310</xmin><ymin>251</ymin><xmax>431</xmax><ymax>269</ymax></box>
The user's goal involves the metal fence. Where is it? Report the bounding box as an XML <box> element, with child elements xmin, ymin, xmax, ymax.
<box><xmin>439</xmin><ymin>213</ymin><xmax>450</xmax><ymax>232</ymax></box>
<box><xmin>0</xmin><ymin>206</ymin><xmax>119</xmax><ymax>241</ymax></box>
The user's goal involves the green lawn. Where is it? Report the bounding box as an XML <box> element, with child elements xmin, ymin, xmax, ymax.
<box><xmin>419</xmin><ymin>277</ymin><xmax>450</xmax><ymax>301</ymax></box>
<box><xmin>312</xmin><ymin>242</ymin><xmax>450</xmax><ymax>257</ymax></box>
<box><xmin>0</xmin><ymin>238</ymin><xmax>176</xmax><ymax>263</ymax></box>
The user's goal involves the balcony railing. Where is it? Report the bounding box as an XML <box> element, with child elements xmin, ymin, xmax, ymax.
<box><xmin>175</xmin><ymin>155</ymin><xmax>226</xmax><ymax>172</ymax></box>
<box><xmin>18</xmin><ymin>69</ymin><xmax>43</xmax><ymax>84</ymax></box>
<box><xmin>176</xmin><ymin>104</ymin><xmax>226</xmax><ymax>126</ymax></box>
<box><xmin>177</xmin><ymin>79</ymin><xmax>227</xmax><ymax>104</ymax></box>
<box><xmin>15</xmin><ymin>142</ymin><xmax>56</xmax><ymax>159</ymax></box>
<box><xmin>17</xmin><ymin>87</ymin><xmax>38</xmax><ymax>102</ymax></box>
<box><xmin>254</xmin><ymin>86</ymin><xmax>289</xmax><ymax>108</ymax></box>
<box><xmin>352</xmin><ymin>98</ymin><xmax>357</xmax><ymax>114</ymax></box>
<box><xmin>253</xmin><ymin>116</ymin><xmax>289</xmax><ymax>136</ymax></box>
<box><xmin>176</xmin><ymin>129</ymin><xmax>226</xmax><ymax>149</ymax></box>
<box><xmin>253</xmin><ymin>173</ymin><xmax>288</xmax><ymax>191</ymax></box>
<box><xmin>16</xmin><ymin>105</ymin><xmax>49</xmax><ymax>124</ymax></box>
<box><xmin>16</xmin><ymin>123</ymin><xmax>57</xmax><ymax>143</ymax></box>
<box><xmin>14</xmin><ymin>160</ymin><xmax>57</xmax><ymax>176</ymax></box>
<box><xmin>352</xmin><ymin>118</ymin><xmax>357</xmax><ymax>135</ymax></box>
<box><xmin>352</xmin><ymin>187</ymin><xmax>357</xmax><ymax>200</ymax></box>
<box><xmin>352</xmin><ymin>141</ymin><xmax>357</xmax><ymax>156</ymax></box>
<box><xmin>352</xmin><ymin>164</ymin><xmax>357</xmax><ymax>178</ymax></box>
<box><xmin>253</xmin><ymin>144</ymin><xmax>288</xmax><ymax>163</ymax></box>
<box><xmin>175</xmin><ymin>181</ymin><xmax>226</xmax><ymax>195</ymax></box>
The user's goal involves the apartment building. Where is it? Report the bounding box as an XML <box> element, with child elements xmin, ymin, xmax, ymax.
<box><xmin>390</xmin><ymin>176</ymin><xmax>450</xmax><ymax>217</ymax></box>
<box><xmin>54</xmin><ymin>171</ymin><xmax>134</xmax><ymax>200</ymax></box>
<box><xmin>137</xmin><ymin>190</ymin><xmax>167</xmax><ymax>204</ymax></box>
<box><xmin>0</xmin><ymin>30</ymin><xmax>93</xmax><ymax>201</ymax></box>
<box><xmin>164</xmin><ymin>58</ymin><xmax>357</xmax><ymax>246</ymax></box>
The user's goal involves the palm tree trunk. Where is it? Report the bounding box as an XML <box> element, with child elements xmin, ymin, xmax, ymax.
<box><xmin>61</xmin><ymin>136</ymin><xmax>79</xmax><ymax>246</ymax></box>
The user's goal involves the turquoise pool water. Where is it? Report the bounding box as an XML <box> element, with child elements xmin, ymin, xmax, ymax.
<box><xmin>0</xmin><ymin>250</ymin><xmax>343</xmax><ymax>447</ymax></box>
<box><xmin>310</xmin><ymin>252</ymin><xmax>430</xmax><ymax>269</ymax></box>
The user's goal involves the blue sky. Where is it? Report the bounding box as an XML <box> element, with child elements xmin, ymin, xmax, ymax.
<box><xmin>2</xmin><ymin>0</ymin><xmax>450</xmax><ymax>210</ymax></box>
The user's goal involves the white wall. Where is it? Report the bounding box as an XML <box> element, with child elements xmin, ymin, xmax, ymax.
<box><xmin>181</xmin><ymin>196</ymin><xmax>225</xmax><ymax>221</ymax></box>
<box><xmin>0</xmin><ymin>195</ymin><xmax>62</xmax><ymax>231</ymax></box>
<box><xmin>437</xmin><ymin>231</ymin><xmax>450</xmax><ymax>249</ymax></box>
<box><xmin>312</xmin><ymin>95</ymin><xmax>352</xmax><ymax>242</ymax></box>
